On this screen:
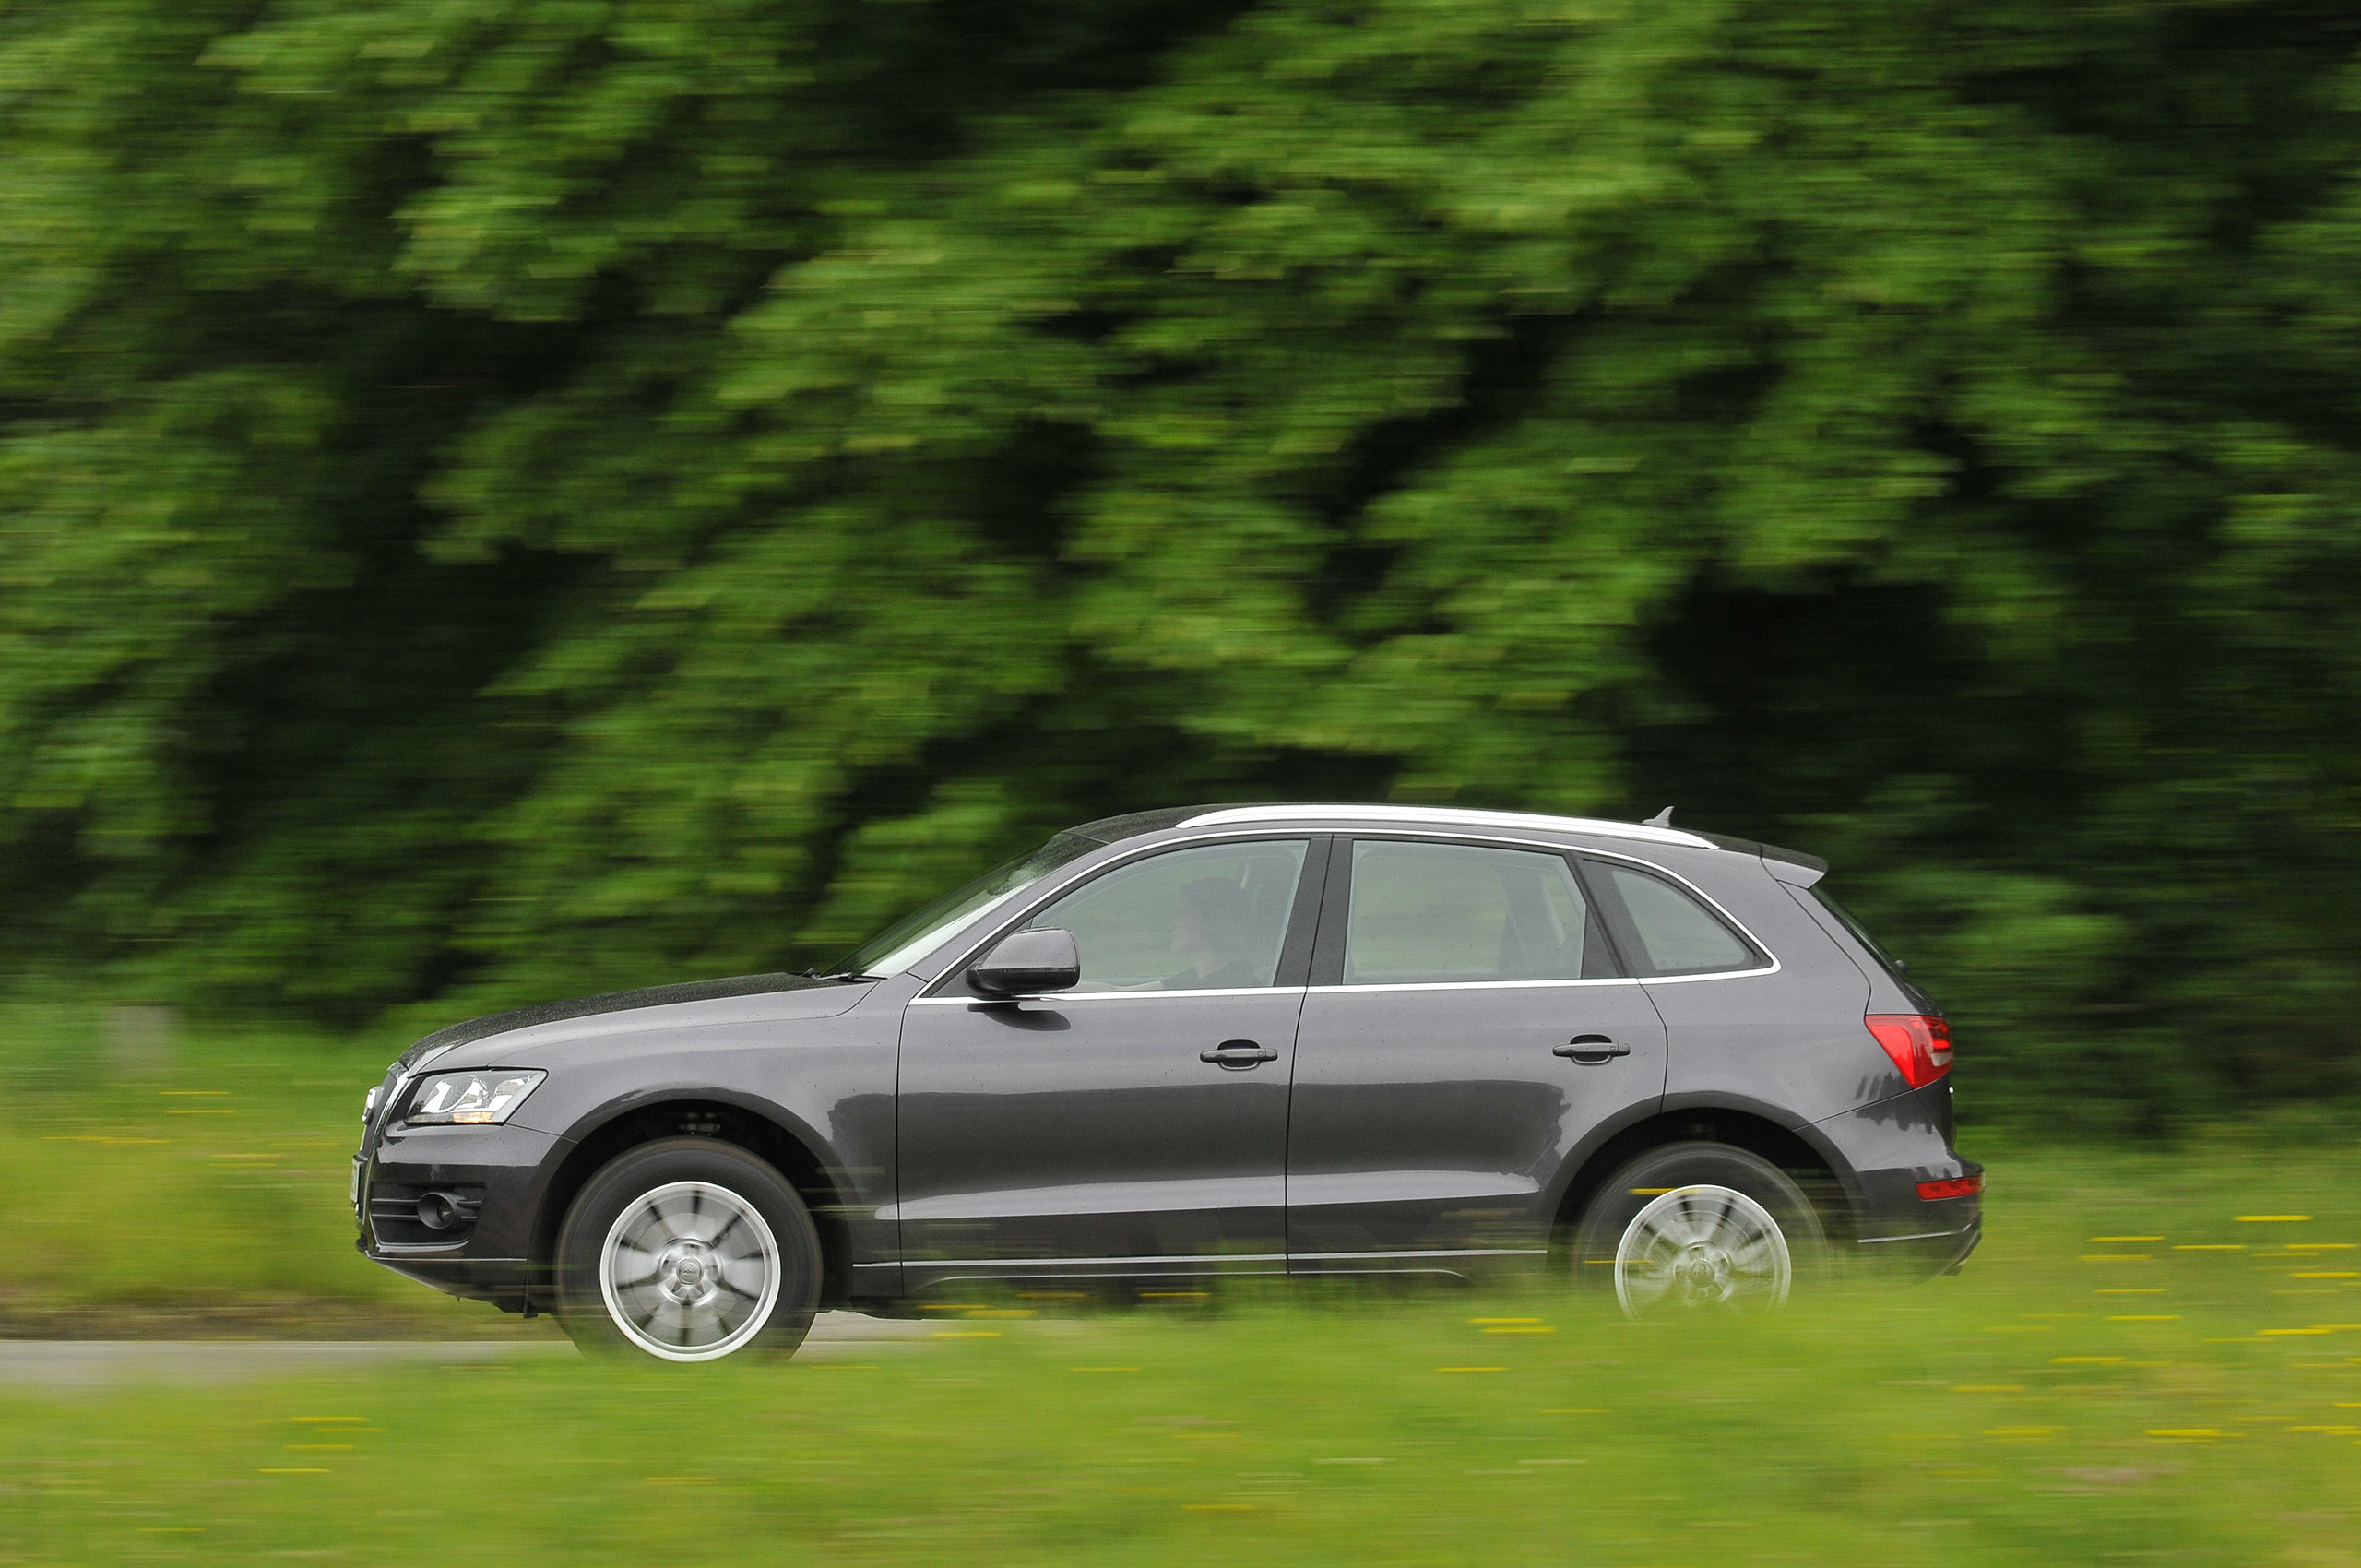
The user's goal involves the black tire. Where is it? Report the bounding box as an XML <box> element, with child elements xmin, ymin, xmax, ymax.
<box><xmin>553</xmin><ymin>1138</ymin><xmax>821</xmax><ymax>1361</ymax></box>
<box><xmin>1568</xmin><ymin>1141</ymin><xmax>1828</xmax><ymax>1316</ymax></box>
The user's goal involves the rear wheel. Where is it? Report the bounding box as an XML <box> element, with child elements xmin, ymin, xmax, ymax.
<box><xmin>1571</xmin><ymin>1142</ymin><xmax>1827</xmax><ymax>1317</ymax></box>
<box><xmin>554</xmin><ymin>1139</ymin><xmax>821</xmax><ymax>1361</ymax></box>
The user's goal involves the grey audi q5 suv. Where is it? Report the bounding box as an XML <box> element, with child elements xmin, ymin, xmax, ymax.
<box><xmin>353</xmin><ymin>804</ymin><xmax>1980</xmax><ymax>1360</ymax></box>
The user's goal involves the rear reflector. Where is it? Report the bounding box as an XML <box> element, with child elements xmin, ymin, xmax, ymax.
<box><xmin>1865</xmin><ymin>1014</ymin><xmax>1952</xmax><ymax>1088</ymax></box>
<box><xmin>1916</xmin><ymin>1174</ymin><xmax>1983</xmax><ymax>1202</ymax></box>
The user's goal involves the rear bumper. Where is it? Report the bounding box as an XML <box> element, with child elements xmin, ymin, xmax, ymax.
<box><xmin>1841</xmin><ymin>1165</ymin><xmax>1982</xmax><ymax>1278</ymax></box>
<box><xmin>1857</xmin><ymin>1213</ymin><xmax>1982</xmax><ymax>1276</ymax></box>
<box><xmin>1810</xmin><ymin>1083</ymin><xmax>1982</xmax><ymax>1278</ymax></box>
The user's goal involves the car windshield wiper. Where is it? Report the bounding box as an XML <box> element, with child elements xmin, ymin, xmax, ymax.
<box><xmin>796</xmin><ymin>968</ymin><xmax>883</xmax><ymax>983</ymax></box>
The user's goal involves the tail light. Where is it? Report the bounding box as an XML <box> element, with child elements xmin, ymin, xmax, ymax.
<box><xmin>1865</xmin><ymin>1014</ymin><xmax>1952</xmax><ymax>1088</ymax></box>
<box><xmin>1916</xmin><ymin>1174</ymin><xmax>1982</xmax><ymax>1201</ymax></box>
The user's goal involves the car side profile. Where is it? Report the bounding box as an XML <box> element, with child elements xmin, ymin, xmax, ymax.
<box><xmin>353</xmin><ymin>804</ymin><xmax>1981</xmax><ymax>1360</ymax></box>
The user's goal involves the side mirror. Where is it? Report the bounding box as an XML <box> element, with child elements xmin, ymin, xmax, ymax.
<box><xmin>967</xmin><ymin>928</ymin><xmax>1080</xmax><ymax>998</ymax></box>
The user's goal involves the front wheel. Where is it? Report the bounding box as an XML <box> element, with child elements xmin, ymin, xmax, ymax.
<box><xmin>1571</xmin><ymin>1142</ymin><xmax>1827</xmax><ymax>1318</ymax></box>
<box><xmin>554</xmin><ymin>1138</ymin><xmax>821</xmax><ymax>1361</ymax></box>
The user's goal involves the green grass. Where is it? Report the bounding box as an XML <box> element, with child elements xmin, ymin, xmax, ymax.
<box><xmin>0</xmin><ymin>1019</ymin><xmax>528</xmax><ymax>1334</ymax></box>
<box><xmin>5</xmin><ymin>1246</ymin><xmax>2360</xmax><ymax>1566</ymax></box>
<box><xmin>3</xmin><ymin>1060</ymin><xmax>2360</xmax><ymax>1563</ymax></box>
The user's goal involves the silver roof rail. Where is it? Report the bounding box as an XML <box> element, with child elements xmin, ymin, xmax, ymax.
<box><xmin>1176</xmin><ymin>803</ymin><xmax>1716</xmax><ymax>849</ymax></box>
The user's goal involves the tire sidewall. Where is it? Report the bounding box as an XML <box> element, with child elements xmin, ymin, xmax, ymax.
<box><xmin>554</xmin><ymin>1138</ymin><xmax>821</xmax><ymax>1360</ymax></box>
<box><xmin>1568</xmin><ymin>1141</ymin><xmax>1828</xmax><ymax>1302</ymax></box>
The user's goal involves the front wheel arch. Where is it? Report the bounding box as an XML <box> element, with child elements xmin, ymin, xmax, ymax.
<box><xmin>553</xmin><ymin>1137</ymin><xmax>822</xmax><ymax>1360</ymax></box>
<box><xmin>532</xmin><ymin>1099</ymin><xmax>849</xmax><ymax>1309</ymax></box>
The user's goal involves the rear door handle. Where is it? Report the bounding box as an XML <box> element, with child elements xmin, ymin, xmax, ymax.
<box><xmin>1201</xmin><ymin>1040</ymin><xmax>1279</xmax><ymax>1069</ymax></box>
<box><xmin>1554</xmin><ymin>1035</ymin><xmax>1631</xmax><ymax>1064</ymax></box>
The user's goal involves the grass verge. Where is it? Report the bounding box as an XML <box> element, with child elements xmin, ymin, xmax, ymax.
<box><xmin>0</xmin><ymin>1022</ymin><xmax>541</xmax><ymax>1336</ymax></box>
<box><xmin>4</xmin><ymin>1134</ymin><xmax>2360</xmax><ymax>1563</ymax></box>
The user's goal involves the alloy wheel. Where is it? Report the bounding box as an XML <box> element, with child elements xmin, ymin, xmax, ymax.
<box><xmin>598</xmin><ymin>1180</ymin><xmax>782</xmax><ymax>1360</ymax></box>
<box><xmin>1613</xmin><ymin>1182</ymin><xmax>1793</xmax><ymax>1316</ymax></box>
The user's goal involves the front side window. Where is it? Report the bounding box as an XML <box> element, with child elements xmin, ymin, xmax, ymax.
<box><xmin>1343</xmin><ymin>840</ymin><xmax>1607</xmax><ymax>985</ymax></box>
<box><xmin>1601</xmin><ymin>863</ymin><xmax>1762</xmax><ymax>977</ymax></box>
<box><xmin>1023</xmin><ymin>840</ymin><xmax>1311</xmax><ymax>992</ymax></box>
<box><xmin>836</xmin><ymin>831</ymin><xmax>1104</xmax><ymax>978</ymax></box>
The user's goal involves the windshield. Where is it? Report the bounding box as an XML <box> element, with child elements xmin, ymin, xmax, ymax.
<box><xmin>834</xmin><ymin>831</ymin><xmax>1104</xmax><ymax>978</ymax></box>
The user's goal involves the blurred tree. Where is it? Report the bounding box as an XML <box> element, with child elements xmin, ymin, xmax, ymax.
<box><xmin>4</xmin><ymin>0</ymin><xmax>2358</xmax><ymax>1121</ymax></box>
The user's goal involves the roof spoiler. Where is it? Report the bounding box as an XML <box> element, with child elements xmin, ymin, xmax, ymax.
<box><xmin>1694</xmin><ymin>830</ymin><xmax>1829</xmax><ymax>887</ymax></box>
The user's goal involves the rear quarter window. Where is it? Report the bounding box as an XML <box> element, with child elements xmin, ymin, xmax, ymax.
<box><xmin>1809</xmin><ymin>885</ymin><xmax>1906</xmax><ymax>979</ymax></box>
<box><xmin>1596</xmin><ymin>863</ymin><xmax>1764</xmax><ymax>977</ymax></box>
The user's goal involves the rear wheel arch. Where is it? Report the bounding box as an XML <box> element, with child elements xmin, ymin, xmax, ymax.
<box><xmin>534</xmin><ymin>1098</ymin><xmax>852</xmax><ymax>1308</ymax></box>
<box><xmin>1552</xmin><ymin>1105</ymin><xmax>1855</xmax><ymax>1246</ymax></box>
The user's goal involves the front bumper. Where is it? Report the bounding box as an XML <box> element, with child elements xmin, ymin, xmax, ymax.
<box><xmin>356</xmin><ymin>1120</ymin><xmax>570</xmax><ymax>1308</ymax></box>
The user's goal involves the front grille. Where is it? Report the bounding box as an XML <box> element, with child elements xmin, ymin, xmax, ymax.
<box><xmin>367</xmin><ymin>1182</ymin><xmax>484</xmax><ymax>1247</ymax></box>
<box><xmin>353</xmin><ymin>1063</ymin><xmax>409</xmax><ymax>1218</ymax></box>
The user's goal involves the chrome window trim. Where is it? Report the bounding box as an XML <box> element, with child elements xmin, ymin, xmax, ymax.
<box><xmin>1628</xmin><ymin>961</ymin><xmax>1780</xmax><ymax>984</ymax></box>
<box><xmin>1334</xmin><ymin>830</ymin><xmax>1779</xmax><ymax>985</ymax></box>
<box><xmin>1305</xmin><ymin>978</ymin><xmax>1644</xmax><ymax>994</ymax></box>
<box><xmin>912</xmin><ymin>824</ymin><xmax>1777</xmax><ymax>993</ymax></box>
<box><xmin>910</xmin><ymin>984</ymin><xmax>1310</xmax><ymax>1008</ymax></box>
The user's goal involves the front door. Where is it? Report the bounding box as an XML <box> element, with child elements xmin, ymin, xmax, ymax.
<box><xmin>895</xmin><ymin>837</ymin><xmax>1324</xmax><ymax>1285</ymax></box>
<box><xmin>1287</xmin><ymin>837</ymin><xmax>1668</xmax><ymax>1270</ymax></box>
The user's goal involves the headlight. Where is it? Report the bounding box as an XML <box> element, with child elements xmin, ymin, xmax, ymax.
<box><xmin>402</xmin><ymin>1070</ymin><xmax>545</xmax><ymax>1126</ymax></box>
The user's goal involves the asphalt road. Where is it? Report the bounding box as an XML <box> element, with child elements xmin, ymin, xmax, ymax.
<box><xmin>0</xmin><ymin>1312</ymin><xmax>937</xmax><ymax>1387</ymax></box>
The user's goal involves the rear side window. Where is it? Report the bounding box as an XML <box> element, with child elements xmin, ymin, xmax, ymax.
<box><xmin>1597</xmin><ymin>864</ymin><xmax>1762</xmax><ymax>977</ymax></box>
<box><xmin>1344</xmin><ymin>840</ymin><xmax>1615</xmax><ymax>984</ymax></box>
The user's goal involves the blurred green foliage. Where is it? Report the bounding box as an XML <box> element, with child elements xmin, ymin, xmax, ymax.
<box><xmin>4</xmin><ymin>0</ymin><xmax>2359</xmax><ymax>1123</ymax></box>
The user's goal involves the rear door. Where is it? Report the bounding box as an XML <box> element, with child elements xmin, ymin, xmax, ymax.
<box><xmin>895</xmin><ymin>837</ymin><xmax>1327</xmax><ymax>1286</ymax></box>
<box><xmin>1285</xmin><ymin>836</ymin><xmax>1668</xmax><ymax>1270</ymax></box>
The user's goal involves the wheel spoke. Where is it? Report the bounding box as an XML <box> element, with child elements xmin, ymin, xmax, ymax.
<box><xmin>652</xmin><ymin>1192</ymin><xmax>699</xmax><ymax>1243</ymax></box>
<box><xmin>1624</xmin><ymin>1261</ymin><xmax>1673</xmax><ymax>1301</ymax></box>
<box><xmin>682</xmin><ymin>1303</ymin><xmax>725</xmax><ymax>1346</ymax></box>
<box><xmin>1726</xmin><ymin>1234</ymin><xmax>1777</xmax><ymax>1272</ymax></box>
<box><xmin>1682</xmin><ymin>1189</ymin><xmax>1732</xmax><ymax>1245</ymax></box>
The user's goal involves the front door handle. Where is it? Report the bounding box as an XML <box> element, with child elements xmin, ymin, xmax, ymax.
<box><xmin>1554</xmin><ymin>1035</ymin><xmax>1631</xmax><ymax>1064</ymax></box>
<box><xmin>1201</xmin><ymin>1040</ymin><xmax>1279</xmax><ymax>1070</ymax></box>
